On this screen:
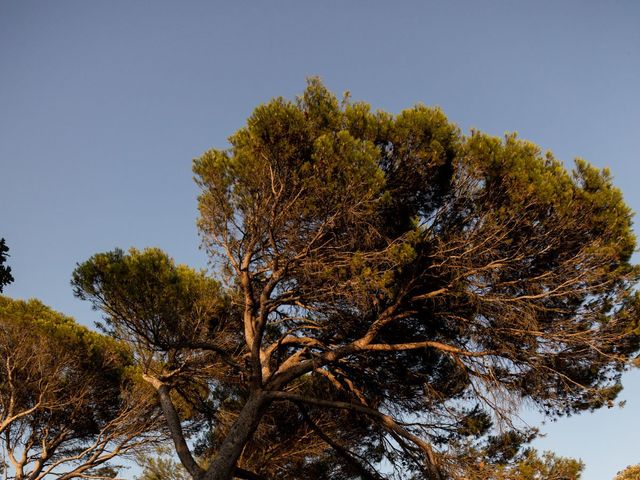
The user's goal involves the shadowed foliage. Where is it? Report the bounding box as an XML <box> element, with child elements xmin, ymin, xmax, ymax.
<box><xmin>0</xmin><ymin>238</ymin><xmax>14</xmax><ymax>292</ymax></box>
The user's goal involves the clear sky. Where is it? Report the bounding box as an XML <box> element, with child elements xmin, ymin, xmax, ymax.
<box><xmin>1</xmin><ymin>1</ymin><xmax>639</xmax><ymax>478</ymax></box>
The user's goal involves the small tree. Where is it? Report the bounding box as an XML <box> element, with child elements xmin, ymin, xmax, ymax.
<box><xmin>0</xmin><ymin>296</ymin><xmax>162</xmax><ymax>480</ymax></box>
<box><xmin>73</xmin><ymin>80</ymin><xmax>640</xmax><ymax>480</ymax></box>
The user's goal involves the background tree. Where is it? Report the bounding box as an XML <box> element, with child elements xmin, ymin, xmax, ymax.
<box><xmin>0</xmin><ymin>296</ymin><xmax>162</xmax><ymax>480</ymax></box>
<box><xmin>615</xmin><ymin>465</ymin><xmax>640</xmax><ymax>480</ymax></box>
<box><xmin>458</xmin><ymin>448</ymin><xmax>583</xmax><ymax>480</ymax></box>
<box><xmin>0</xmin><ymin>239</ymin><xmax>14</xmax><ymax>292</ymax></box>
<box><xmin>73</xmin><ymin>80</ymin><xmax>640</xmax><ymax>480</ymax></box>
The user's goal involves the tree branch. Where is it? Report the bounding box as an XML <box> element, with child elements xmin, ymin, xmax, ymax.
<box><xmin>296</xmin><ymin>403</ymin><xmax>385</xmax><ymax>480</ymax></box>
<box><xmin>267</xmin><ymin>392</ymin><xmax>442</xmax><ymax>478</ymax></box>
<box><xmin>142</xmin><ymin>375</ymin><xmax>204</xmax><ymax>479</ymax></box>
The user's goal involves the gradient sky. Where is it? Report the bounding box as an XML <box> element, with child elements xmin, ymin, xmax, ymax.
<box><xmin>1</xmin><ymin>1</ymin><xmax>639</xmax><ymax>478</ymax></box>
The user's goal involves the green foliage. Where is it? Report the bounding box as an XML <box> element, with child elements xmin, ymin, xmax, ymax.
<box><xmin>490</xmin><ymin>449</ymin><xmax>584</xmax><ymax>480</ymax></box>
<box><xmin>72</xmin><ymin>248</ymin><xmax>240</xmax><ymax>432</ymax></box>
<box><xmin>615</xmin><ymin>465</ymin><xmax>640</xmax><ymax>480</ymax></box>
<box><xmin>136</xmin><ymin>447</ymin><xmax>191</xmax><ymax>480</ymax></box>
<box><xmin>73</xmin><ymin>247</ymin><xmax>231</xmax><ymax>354</ymax></box>
<box><xmin>614</xmin><ymin>465</ymin><xmax>640</xmax><ymax>480</ymax></box>
<box><xmin>0</xmin><ymin>295</ymin><xmax>131</xmax><ymax>404</ymax></box>
<box><xmin>1</xmin><ymin>294</ymin><xmax>129</xmax><ymax>360</ymax></box>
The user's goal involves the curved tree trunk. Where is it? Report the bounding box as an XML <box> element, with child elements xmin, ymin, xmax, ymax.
<box><xmin>203</xmin><ymin>392</ymin><xmax>268</xmax><ymax>480</ymax></box>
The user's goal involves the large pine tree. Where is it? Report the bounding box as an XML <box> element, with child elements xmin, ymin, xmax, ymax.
<box><xmin>74</xmin><ymin>80</ymin><xmax>640</xmax><ymax>480</ymax></box>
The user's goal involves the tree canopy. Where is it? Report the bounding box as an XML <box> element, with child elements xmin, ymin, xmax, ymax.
<box><xmin>615</xmin><ymin>465</ymin><xmax>640</xmax><ymax>480</ymax></box>
<box><xmin>73</xmin><ymin>80</ymin><xmax>640</xmax><ymax>480</ymax></box>
<box><xmin>465</xmin><ymin>449</ymin><xmax>584</xmax><ymax>480</ymax></box>
<box><xmin>0</xmin><ymin>296</ymin><xmax>161</xmax><ymax>480</ymax></box>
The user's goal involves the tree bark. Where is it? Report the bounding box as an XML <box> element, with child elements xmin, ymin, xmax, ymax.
<box><xmin>152</xmin><ymin>382</ymin><xmax>204</xmax><ymax>479</ymax></box>
<box><xmin>202</xmin><ymin>392</ymin><xmax>268</xmax><ymax>480</ymax></box>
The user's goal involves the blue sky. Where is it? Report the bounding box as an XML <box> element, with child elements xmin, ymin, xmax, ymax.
<box><xmin>1</xmin><ymin>1</ymin><xmax>639</xmax><ymax>478</ymax></box>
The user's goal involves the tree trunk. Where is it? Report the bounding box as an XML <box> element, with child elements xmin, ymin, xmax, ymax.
<box><xmin>202</xmin><ymin>392</ymin><xmax>268</xmax><ymax>480</ymax></box>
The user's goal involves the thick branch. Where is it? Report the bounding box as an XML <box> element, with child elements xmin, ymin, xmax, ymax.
<box><xmin>142</xmin><ymin>375</ymin><xmax>204</xmax><ymax>479</ymax></box>
<box><xmin>363</xmin><ymin>341</ymin><xmax>493</xmax><ymax>357</ymax></box>
<box><xmin>201</xmin><ymin>392</ymin><xmax>268</xmax><ymax>480</ymax></box>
